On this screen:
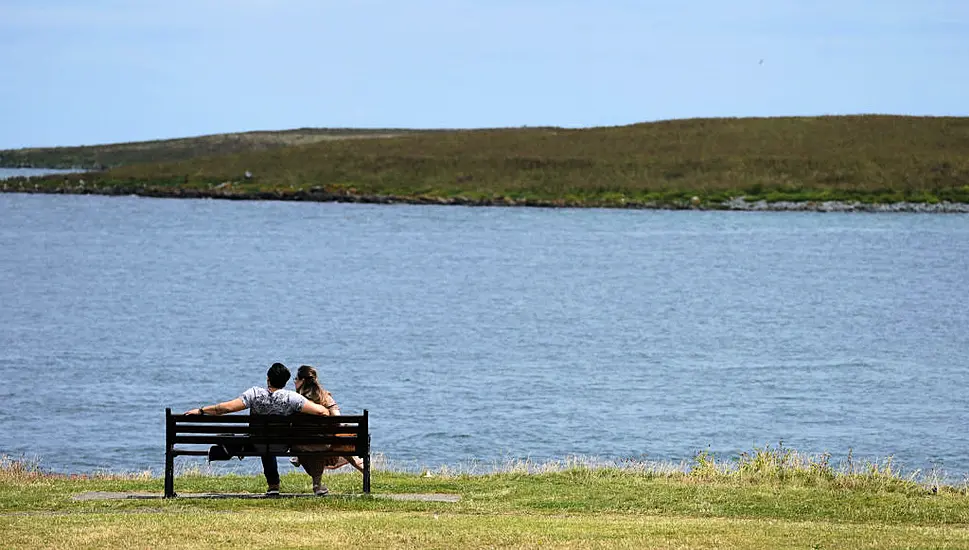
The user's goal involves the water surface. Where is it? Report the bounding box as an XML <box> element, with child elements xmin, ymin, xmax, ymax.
<box><xmin>1</xmin><ymin>193</ymin><xmax>967</xmax><ymax>477</ymax></box>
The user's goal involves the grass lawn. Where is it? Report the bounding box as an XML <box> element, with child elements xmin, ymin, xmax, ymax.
<box><xmin>3</xmin><ymin>450</ymin><xmax>969</xmax><ymax>549</ymax></box>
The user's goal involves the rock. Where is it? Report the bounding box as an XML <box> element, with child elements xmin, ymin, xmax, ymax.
<box><xmin>718</xmin><ymin>196</ymin><xmax>969</xmax><ymax>213</ymax></box>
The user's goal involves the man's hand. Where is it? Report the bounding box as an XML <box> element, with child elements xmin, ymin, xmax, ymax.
<box><xmin>181</xmin><ymin>399</ymin><xmax>246</xmax><ymax>416</ymax></box>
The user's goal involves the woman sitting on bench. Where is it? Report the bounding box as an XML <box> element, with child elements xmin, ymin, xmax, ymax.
<box><xmin>292</xmin><ymin>365</ymin><xmax>365</xmax><ymax>494</ymax></box>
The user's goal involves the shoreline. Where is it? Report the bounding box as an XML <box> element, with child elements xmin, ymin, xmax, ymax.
<box><xmin>3</xmin><ymin>185</ymin><xmax>969</xmax><ymax>213</ymax></box>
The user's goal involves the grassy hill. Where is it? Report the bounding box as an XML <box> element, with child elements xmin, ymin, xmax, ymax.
<box><xmin>5</xmin><ymin>116</ymin><xmax>969</xmax><ymax>206</ymax></box>
<box><xmin>0</xmin><ymin>128</ymin><xmax>430</xmax><ymax>169</ymax></box>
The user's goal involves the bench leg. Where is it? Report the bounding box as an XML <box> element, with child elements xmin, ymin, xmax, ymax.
<box><xmin>164</xmin><ymin>448</ymin><xmax>175</xmax><ymax>498</ymax></box>
<box><xmin>363</xmin><ymin>452</ymin><xmax>371</xmax><ymax>494</ymax></box>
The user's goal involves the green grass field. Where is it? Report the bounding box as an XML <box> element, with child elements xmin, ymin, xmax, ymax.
<box><xmin>5</xmin><ymin>115</ymin><xmax>969</xmax><ymax>207</ymax></box>
<box><xmin>4</xmin><ymin>449</ymin><xmax>969</xmax><ymax>549</ymax></box>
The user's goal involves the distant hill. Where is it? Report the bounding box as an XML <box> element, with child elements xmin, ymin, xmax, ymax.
<box><xmin>5</xmin><ymin>116</ymin><xmax>969</xmax><ymax>206</ymax></box>
<box><xmin>0</xmin><ymin>128</ymin><xmax>438</xmax><ymax>169</ymax></box>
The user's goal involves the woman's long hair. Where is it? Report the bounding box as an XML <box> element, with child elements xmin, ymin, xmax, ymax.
<box><xmin>295</xmin><ymin>365</ymin><xmax>325</xmax><ymax>404</ymax></box>
<box><xmin>296</xmin><ymin>365</ymin><xmax>340</xmax><ymax>415</ymax></box>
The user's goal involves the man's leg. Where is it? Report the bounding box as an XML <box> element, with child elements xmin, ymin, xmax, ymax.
<box><xmin>261</xmin><ymin>454</ymin><xmax>280</xmax><ymax>493</ymax></box>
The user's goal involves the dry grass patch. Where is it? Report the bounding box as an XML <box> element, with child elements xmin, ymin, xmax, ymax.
<box><xmin>3</xmin><ymin>510</ymin><xmax>969</xmax><ymax>550</ymax></box>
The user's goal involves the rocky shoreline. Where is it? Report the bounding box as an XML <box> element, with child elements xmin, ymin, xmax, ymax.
<box><xmin>717</xmin><ymin>197</ymin><xmax>969</xmax><ymax>213</ymax></box>
<box><xmin>2</xmin><ymin>182</ymin><xmax>969</xmax><ymax>213</ymax></box>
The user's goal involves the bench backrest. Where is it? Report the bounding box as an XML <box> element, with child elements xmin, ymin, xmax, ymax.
<box><xmin>165</xmin><ymin>408</ymin><xmax>369</xmax><ymax>456</ymax></box>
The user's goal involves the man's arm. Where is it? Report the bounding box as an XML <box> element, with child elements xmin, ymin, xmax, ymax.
<box><xmin>300</xmin><ymin>400</ymin><xmax>331</xmax><ymax>416</ymax></box>
<box><xmin>184</xmin><ymin>398</ymin><xmax>246</xmax><ymax>416</ymax></box>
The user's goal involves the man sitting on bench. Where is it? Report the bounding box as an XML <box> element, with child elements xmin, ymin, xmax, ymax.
<box><xmin>185</xmin><ymin>362</ymin><xmax>331</xmax><ymax>496</ymax></box>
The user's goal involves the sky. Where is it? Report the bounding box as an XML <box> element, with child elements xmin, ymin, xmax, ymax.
<box><xmin>1</xmin><ymin>0</ymin><xmax>967</xmax><ymax>149</ymax></box>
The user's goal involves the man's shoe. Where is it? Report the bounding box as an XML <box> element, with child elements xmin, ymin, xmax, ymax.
<box><xmin>313</xmin><ymin>484</ymin><xmax>329</xmax><ymax>497</ymax></box>
<box><xmin>266</xmin><ymin>485</ymin><xmax>280</xmax><ymax>497</ymax></box>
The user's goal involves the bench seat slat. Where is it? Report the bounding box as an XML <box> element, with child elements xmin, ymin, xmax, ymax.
<box><xmin>174</xmin><ymin>449</ymin><xmax>361</xmax><ymax>458</ymax></box>
<box><xmin>174</xmin><ymin>430</ymin><xmax>362</xmax><ymax>439</ymax></box>
<box><xmin>174</xmin><ymin>424</ymin><xmax>363</xmax><ymax>435</ymax></box>
<box><xmin>173</xmin><ymin>434</ymin><xmax>363</xmax><ymax>446</ymax></box>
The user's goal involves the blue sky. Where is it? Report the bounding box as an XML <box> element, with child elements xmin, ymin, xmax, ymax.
<box><xmin>1</xmin><ymin>0</ymin><xmax>967</xmax><ymax>148</ymax></box>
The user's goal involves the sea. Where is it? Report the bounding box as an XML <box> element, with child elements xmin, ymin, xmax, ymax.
<box><xmin>1</xmin><ymin>172</ymin><xmax>968</xmax><ymax>478</ymax></box>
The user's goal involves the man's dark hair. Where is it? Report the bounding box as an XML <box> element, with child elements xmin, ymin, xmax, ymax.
<box><xmin>267</xmin><ymin>362</ymin><xmax>291</xmax><ymax>389</ymax></box>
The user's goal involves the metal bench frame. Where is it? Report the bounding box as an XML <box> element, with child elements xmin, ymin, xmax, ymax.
<box><xmin>164</xmin><ymin>408</ymin><xmax>370</xmax><ymax>497</ymax></box>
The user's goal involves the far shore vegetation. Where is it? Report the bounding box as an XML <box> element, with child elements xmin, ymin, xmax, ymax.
<box><xmin>3</xmin><ymin>446</ymin><xmax>969</xmax><ymax>549</ymax></box>
<box><xmin>3</xmin><ymin>115</ymin><xmax>969</xmax><ymax>208</ymax></box>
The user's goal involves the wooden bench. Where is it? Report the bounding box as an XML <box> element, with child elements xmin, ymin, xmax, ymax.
<box><xmin>164</xmin><ymin>408</ymin><xmax>370</xmax><ymax>498</ymax></box>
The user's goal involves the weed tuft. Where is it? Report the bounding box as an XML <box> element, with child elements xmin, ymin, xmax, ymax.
<box><xmin>0</xmin><ymin>455</ymin><xmax>45</xmax><ymax>483</ymax></box>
